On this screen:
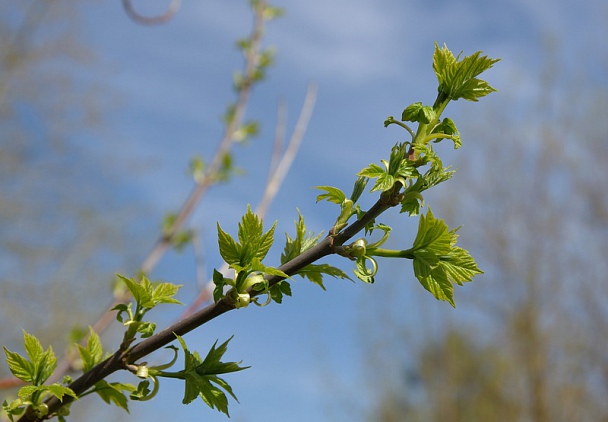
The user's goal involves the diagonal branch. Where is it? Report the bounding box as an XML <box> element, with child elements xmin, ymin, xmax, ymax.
<box><xmin>21</xmin><ymin>190</ymin><xmax>399</xmax><ymax>421</ymax></box>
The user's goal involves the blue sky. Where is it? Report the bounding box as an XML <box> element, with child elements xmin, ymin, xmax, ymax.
<box><xmin>20</xmin><ymin>0</ymin><xmax>606</xmax><ymax>420</ymax></box>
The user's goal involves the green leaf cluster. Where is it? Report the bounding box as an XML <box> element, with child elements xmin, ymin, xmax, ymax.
<box><xmin>358</xmin><ymin>143</ymin><xmax>418</xmax><ymax>193</ymax></box>
<box><xmin>233</xmin><ymin>2</ymin><xmax>283</xmax><ymax>90</ymax></box>
<box><xmin>322</xmin><ymin>44</ymin><xmax>495</xmax><ymax>300</ymax></box>
<box><xmin>2</xmin><ymin>331</ymin><xmax>77</xmax><ymax>421</ymax></box>
<box><xmin>408</xmin><ymin>208</ymin><xmax>483</xmax><ymax>306</ymax></box>
<box><xmin>76</xmin><ymin>328</ymin><xmax>103</xmax><ymax>373</ymax></box>
<box><xmin>73</xmin><ymin>328</ymin><xmax>136</xmax><ymax>413</ymax></box>
<box><xmin>214</xmin><ymin>205</ymin><xmax>288</xmax><ymax>307</ymax></box>
<box><xmin>114</xmin><ymin>275</ymin><xmax>183</xmax><ymax>341</ymax></box>
<box><xmin>400</xmin><ymin>164</ymin><xmax>455</xmax><ymax>216</ymax></box>
<box><xmin>316</xmin><ymin>177</ymin><xmax>370</xmax><ymax>234</ymax></box>
<box><xmin>433</xmin><ymin>42</ymin><xmax>500</xmax><ymax>103</ymax></box>
<box><xmin>169</xmin><ymin>335</ymin><xmax>248</xmax><ymax>417</ymax></box>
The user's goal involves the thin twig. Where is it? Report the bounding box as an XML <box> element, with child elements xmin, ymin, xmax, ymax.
<box><xmin>257</xmin><ymin>82</ymin><xmax>317</xmax><ymax>217</ymax></box>
<box><xmin>179</xmin><ymin>83</ymin><xmax>318</xmax><ymax>318</ymax></box>
<box><xmin>268</xmin><ymin>98</ymin><xmax>287</xmax><ymax>180</ymax></box>
<box><xmin>122</xmin><ymin>0</ymin><xmax>181</xmax><ymax>25</ymax></box>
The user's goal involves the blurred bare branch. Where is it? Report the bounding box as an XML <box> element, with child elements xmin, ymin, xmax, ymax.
<box><xmin>122</xmin><ymin>0</ymin><xmax>180</xmax><ymax>25</ymax></box>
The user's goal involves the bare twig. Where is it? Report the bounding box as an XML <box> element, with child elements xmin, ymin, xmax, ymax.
<box><xmin>179</xmin><ymin>83</ymin><xmax>317</xmax><ymax>318</ymax></box>
<box><xmin>122</xmin><ymin>0</ymin><xmax>180</xmax><ymax>25</ymax></box>
<box><xmin>257</xmin><ymin>83</ymin><xmax>317</xmax><ymax>216</ymax></box>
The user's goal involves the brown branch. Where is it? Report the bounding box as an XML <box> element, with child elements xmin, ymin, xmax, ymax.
<box><xmin>18</xmin><ymin>185</ymin><xmax>401</xmax><ymax>420</ymax></box>
<box><xmin>122</xmin><ymin>0</ymin><xmax>180</xmax><ymax>25</ymax></box>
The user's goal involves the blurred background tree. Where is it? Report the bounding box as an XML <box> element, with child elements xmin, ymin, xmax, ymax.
<box><xmin>0</xmin><ymin>0</ymin><xmax>138</xmax><ymax>364</ymax></box>
<box><xmin>358</xmin><ymin>34</ymin><xmax>608</xmax><ymax>422</ymax></box>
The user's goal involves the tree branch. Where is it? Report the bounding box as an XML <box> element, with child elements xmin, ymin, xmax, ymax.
<box><xmin>20</xmin><ymin>186</ymin><xmax>400</xmax><ymax>420</ymax></box>
<box><xmin>122</xmin><ymin>0</ymin><xmax>181</xmax><ymax>25</ymax></box>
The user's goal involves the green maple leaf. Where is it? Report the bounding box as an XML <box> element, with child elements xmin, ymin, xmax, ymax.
<box><xmin>358</xmin><ymin>144</ymin><xmax>417</xmax><ymax>193</ymax></box>
<box><xmin>268</xmin><ymin>280</ymin><xmax>292</xmax><ymax>304</ymax></box>
<box><xmin>315</xmin><ymin>186</ymin><xmax>346</xmax><ymax>204</ymax></box>
<box><xmin>116</xmin><ymin>275</ymin><xmax>183</xmax><ymax>310</ymax></box>
<box><xmin>4</xmin><ymin>331</ymin><xmax>56</xmax><ymax>386</ymax></box>
<box><xmin>281</xmin><ymin>212</ymin><xmax>321</xmax><ymax>263</ymax></box>
<box><xmin>76</xmin><ymin>327</ymin><xmax>103</xmax><ymax>372</ymax></box>
<box><xmin>433</xmin><ymin>42</ymin><xmax>500</xmax><ymax>102</ymax></box>
<box><xmin>175</xmin><ymin>335</ymin><xmax>248</xmax><ymax>417</ymax></box>
<box><xmin>431</xmin><ymin>117</ymin><xmax>461</xmax><ymax>149</ymax></box>
<box><xmin>217</xmin><ymin>205</ymin><xmax>276</xmax><ymax>267</ymax></box>
<box><xmin>401</xmin><ymin>102</ymin><xmax>435</xmax><ymax>124</ymax></box>
<box><xmin>409</xmin><ymin>208</ymin><xmax>483</xmax><ymax>306</ymax></box>
<box><xmin>94</xmin><ymin>380</ymin><xmax>136</xmax><ymax>413</ymax></box>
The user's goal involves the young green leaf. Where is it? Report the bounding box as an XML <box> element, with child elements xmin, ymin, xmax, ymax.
<box><xmin>76</xmin><ymin>327</ymin><xmax>103</xmax><ymax>372</ymax></box>
<box><xmin>129</xmin><ymin>380</ymin><xmax>153</xmax><ymax>402</ymax></box>
<box><xmin>281</xmin><ymin>211</ymin><xmax>322</xmax><ymax>263</ymax></box>
<box><xmin>280</xmin><ymin>212</ymin><xmax>350</xmax><ymax>289</ymax></box>
<box><xmin>349</xmin><ymin>176</ymin><xmax>368</xmax><ymax>203</ymax></box>
<box><xmin>441</xmin><ymin>245</ymin><xmax>484</xmax><ymax>285</ymax></box>
<box><xmin>117</xmin><ymin>274</ymin><xmax>151</xmax><ymax>308</ymax></box>
<box><xmin>94</xmin><ymin>380</ymin><xmax>136</xmax><ymax>413</ymax></box>
<box><xmin>212</xmin><ymin>269</ymin><xmax>230</xmax><ymax>303</ymax></box>
<box><xmin>358</xmin><ymin>162</ymin><xmax>395</xmax><ymax>193</ymax></box>
<box><xmin>399</xmin><ymin>164</ymin><xmax>454</xmax><ymax>216</ymax></box>
<box><xmin>431</xmin><ymin>117</ymin><xmax>461</xmax><ymax>149</ymax></box>
<box><xmin>237</xmin><ymin>205</ymin><xmax>275</xmax><ymax>262</ymax></box>
<box><xmin>401</xmin><ymin>102</ymin><xmax>435</xmax><ymax>124</ymax></box>
<box><xmin>408</xmin><ymin>208</ymin><xmax>483</xmax><ymax>306</ymax></box>
<box><xmin>175</xmin><ymin>335</ymin><xmax>248</xmax><ymax>417</ymax></box>
<box><xmin>40</xmin><ymin>385</ymin><xmax>77</xmax><ymax>402</ymax></box>
<box><xmin>358</xmin><ymin>163</ymin><xmax>387</xmax><ymax>182</ymax></box>
<box><xmin>218</xmin><ymin>206</ymin><xmax>277</xmax><ymax>268</ymax></box>
<box><xmin>413</xmin><ymin>257</ymin><xmax>455</xmax><ymax>305</ymax></box>
<box><xmin>353</xmin><ymin>257</ymin><xmax>377</xmax><ymax>284</ymax></box>
<box><xmin>137</xmin><ymin>321</ymin><xmax>156</xmax><ymax>338</ymax></box>
<box><xmin>315</xmin><ymin>186</ymin><xmax>346</xmax><ymax>204</ymax></box>
<box><xmin>217</xmin><ymin>223</ymin><xmax>241</xmax><ymax>265</ymax></box>
<box><xmin>16</xmin><ymin>384</ymin><xmax>76</xmax><ymax>405</ymax></box>
<box><xmin>151</xmin><ymin>282</ymin><xmax>184</xmax><ymax>306</ymax></box>
<box><xmin>433</xmin><ymin>42</ymin><xmax>500</xmax><ymax>102</ymax></box>
<box><xmin>294</xmin><ymin>264</ymin><xmax>351</xmax><ymax>290</ymax></box>
<box><xmin>3</xmin><ymin>331</ymin><xmax>57</xmax><ymax>386</ymax></box>
<box><xmin>268</xmin><ymin>280</ymin><xmax>292</xmax><ymax>303</ymax></box>
<box><xmin>411</xmin><ymin>208</ymin><xmax>452</xmax><ymax>254</ymax></box>
<box><xmin>3</xmin><ymin>347</ymin><xmax>34</xmax><ymax>384</ymax></box>
<box><xmin>247</xmin><ymin>257</ymin><xmax>289</xmax><ymax>281</ymax></box>
<box><xmin>117</xmin><ymin>275</ymin><xmax>183</xmax><ymax>310</ymax></box>
<box><xmin>358</xmin><ymin>144</ymin><xmax>417</xmax><ymax>193</ymax></box>
<box><xmin>399</xmin><ymin>175</ymin><xmax>426</xmax><ymax>216</ymax></box>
